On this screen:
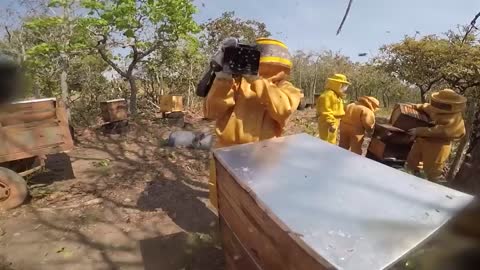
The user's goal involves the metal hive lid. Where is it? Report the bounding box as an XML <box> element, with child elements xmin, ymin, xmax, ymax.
<box><xmin>213</xmin><ymin>133</ymin><xmax>473</xmax><ymax>270</ymax></box>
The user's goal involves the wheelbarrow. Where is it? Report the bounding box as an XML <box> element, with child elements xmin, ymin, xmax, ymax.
<box><xmin>0</xmin><ymin>155</ymin><xmax>47</xmax><ymax>209</ymax></box>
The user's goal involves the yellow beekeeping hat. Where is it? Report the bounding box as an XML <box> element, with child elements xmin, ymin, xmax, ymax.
<box><xmin>430</xmin><ymin>89</ymin><xmax>467</xmax><ymax>113</ymax></box>
<box><xmin>327</xmin><ymin>74</ymin><xmax>350</xmax><ymax>85</ymax></box>
<box><xmin>256</xmin><ymin>38</ymin><xmax>292</xmax><ymax>69</ymax></box>
<box><xmin>359</xmin><ymin>96</ymin><xmax>380</xmax><ymax>110</ymax></box>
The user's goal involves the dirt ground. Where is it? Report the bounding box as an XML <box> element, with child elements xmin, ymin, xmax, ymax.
<box><xmin>0</xmin><ymin>111</ymin><xmax>229</xmax><ymax>270</ymax></box>
<box><xmin>0</xmin><ymin>106</ymin><xmax>416</xmax><ymax>270</ymax></box>
<box><xmin>0</xmin><ymin>108</ymin><xmax>320</xmax><ymax>270</ymax></box>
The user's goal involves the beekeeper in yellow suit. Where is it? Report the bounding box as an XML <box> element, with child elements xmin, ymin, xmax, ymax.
<box><xmin>406</xmin><ymin>89</ymin><xmax>467</xmax><ymax>182</ymax></box>
<box><xmin>316</xmin><ymin>74</ymin><xmax>350</xmax><ymax>144</ymax></box>
<box><xmin>339</xmin><ymin>96</ymin><xmax>380</xmax><ymax>155</ymax></box>
<box><xmin>204</xmin><ymin>38</ymin><xmax>302</xmax><ymax>208</ymax></box>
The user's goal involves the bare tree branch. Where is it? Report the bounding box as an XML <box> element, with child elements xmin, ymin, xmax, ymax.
<box><xmin>96</xmin><ymin>35</ymin><xmax>127</xmax><ymax>78</ymax></box>
<box><xmin>462</xmin><ymin>11</ymin><xmax>480</xmax><ymax>43</ymax></box>
<box><xmin>4</xmin><ymin>26</ymin><xmax>12</xmax><ymax>43</ymax></box>
<box><xmin>336</xmin><ymin>0</ymin><xmax>354</xmax><ymax>35</ymax></box>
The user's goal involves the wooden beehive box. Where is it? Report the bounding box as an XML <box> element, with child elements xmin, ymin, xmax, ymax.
<box><xmin>0</xmin><ymin>98</ymin><xmax>73</xmax><ymax>163</ymax></box>
<box><xmin>367</xmin><ymin>124</ymin><xmax>414</xmax><ymax>163</ymax></box>
<box><xmin>368</xmin><ymin>138</ymin><xmax>413</xmax><ymax>162</ymax></box>
<box><xmin>213</xmin><ymin>134</ymin><xmax>473</xmax><ymax>270</ymax></box>
<box><xmin>100</xmin><ymin>98</ymin><xmax>128</xmax><ymax>123</ymax></box>
<box><xmin>159</xmin><ymin>95</ymin><xmax>183</xmax><ymax>113</ymax></box>
<box><xmin>390</xmin><ymin>103</ymin><xmax>433</xmax><ymax>131</ymax></box>
<box><xmin>373</xmin><ymin>124</ymin><xmax>411</xmax><ymax>144</ymax></box>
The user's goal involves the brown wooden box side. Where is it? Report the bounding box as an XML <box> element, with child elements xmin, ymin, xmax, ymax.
<box><xmin>100</xmin><ymin>100</ymin><xmax>128</xmax><ymax>122</ymax></box>
<box><xmin>0</xmin><ymin>99</ymin><xmax>56</xmax><ymax>126</ymax></box>
<box><xmin>220</xmin><ymin>217</ymin><xmax>262</xmax><ymax>270</ymax></box>
<box><xmin>216</xmin><ymin>159</ymin><xmax>332</xmax><ymax>270</ymax></box>
<box><xmin>374</xmin><ymin>124</ymin><xmax>412</xmax><ymax>145</ymax></box>
<box><xmin>159</xmin><ymin>95</ymin><xmax>184</xmax><ymax>113</ymax></box>
<box><xmin>390</xmin><ymin>104</ymin><xmax>432</xmax><ymax>131</ymax></box>
<box><xmin>368</xmin><ymin>138</ymin><xmax>413</xmax><ymax>161</ymax></box>
<box><xmin>368</xmin><ymin>138</ymin><xmax>387</xmax><ymax>160</ymax></box>
<box><xmin>1</xmin><ymin>99</ymin><xmax>55</xmax><ymax>113</ymax></box>
<box><xmin>0</xmin><ymin>99</ymin><xmax>73</xmax><ymax>163</ymax></box>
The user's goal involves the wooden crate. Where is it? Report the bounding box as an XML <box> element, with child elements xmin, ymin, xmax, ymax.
<box><xmin>390</xmin><ymin>103</ymin><xmax>432</xmax><ymax>131</ymax></box>
<box><xmin>0</xmin><ymin>98</ymin><xmax>73</xmax><ymax>163</ymax></box>
<box><xmin>159</xmin><ymin>95</ymin><xmax>183</xmax><ymax>113</ymax></box>
<box><xmin>100</xmin><ymin>98</ymin><xmax>128</xmax><ymax>123</ymax></box>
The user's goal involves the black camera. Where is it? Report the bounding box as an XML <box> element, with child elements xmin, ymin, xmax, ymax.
<box><xmin>196</xmin><ymin>43</ymin><xmax>260</xmax><ymax>97</ymax></box>
<box><xmin>222</xmin><ymin>44</ymin><xmax>260</xmax><ymax>76</ymax></box>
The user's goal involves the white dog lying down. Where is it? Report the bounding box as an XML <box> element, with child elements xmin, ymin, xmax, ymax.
<box><xmin>167</xmin><ymin>131</ymin><xmax>213</xmax><ymax>150</ymax></box>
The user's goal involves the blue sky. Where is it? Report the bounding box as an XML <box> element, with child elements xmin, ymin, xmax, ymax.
<box><xmin>194</xmin><ymin>0</ymin><xmax>480</xmax><ymax>61</ymax></box>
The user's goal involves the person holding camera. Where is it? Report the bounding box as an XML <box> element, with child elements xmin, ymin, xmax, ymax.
<box><xmin>203</xmin><ymin>38</ymin><xmax>302</xmax><ymax>208</ymax></box>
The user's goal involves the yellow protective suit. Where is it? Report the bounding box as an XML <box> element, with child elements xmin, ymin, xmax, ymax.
<box><xmin>339</xmin><ymin>96</ymin><xmax>380</xmax><ymax>155</ymax></box>
<box><xmin>316</xmin><ymin>74</ymin><xmax>350</xmax><ymax>144</ymax></box>
<box><xmin>205</xmin><ymin>39</ymin><xmax>302</xmax><ymax>208</ymax></box>
<box><xmin>406</xmin><ymin>89</ymin><xmax>467</xmax><ymax>182</ymax></box>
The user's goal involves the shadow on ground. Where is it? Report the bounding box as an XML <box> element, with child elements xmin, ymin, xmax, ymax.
<box><xmin>1</xmin><ymin>120</ymin><xmax>224</xmax><ymax>270</ymax></box>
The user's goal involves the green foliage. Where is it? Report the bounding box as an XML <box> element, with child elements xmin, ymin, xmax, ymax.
<box><xmin>200</xmin><ymin>11</ymin><xmax>271</xmax><ymax>55</ymax></box>
<box><xmin>80</xmin><ymin>0</ymin><xmax>200</xmax><ymax>113</ymax></box>
<box><xmin>349</xmin><ymin>64</ymin><xmax>419</xmax><ymax>107</ymax></box>
<box><xmin>378</xmin><ymin>28</ymin><xmax>480</xmax><ymax>101</ymax></box>
<box><xmin>378</xmin><ymin>35</ymin><xmax>445</xmax><ymax>101</ymax></box>
<box><xmin>290</xmin><ymin>50</ymin><xmax>415</xmax><ymax>107</ymax></box>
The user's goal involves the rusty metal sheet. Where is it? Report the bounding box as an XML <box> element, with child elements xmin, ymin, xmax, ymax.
<box><xmin>213</xmin><ymin>133</ymin><xmax>473</xmax><ymax>270</ymax></box>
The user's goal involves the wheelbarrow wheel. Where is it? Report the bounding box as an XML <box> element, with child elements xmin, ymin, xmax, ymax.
<box><xmin>0</xmin><ymin>167</ymin><xmax>28</xmax><ymax>210</ymax></box>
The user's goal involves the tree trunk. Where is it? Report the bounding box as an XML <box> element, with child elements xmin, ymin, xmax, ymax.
<box><xmin>452</xmin><ymin>108</ymin><xmax>480</xmax><ymax>194</ymax></box>
<box><xmin>420</xmin><ymin>88</ymin><xmax>427</xmax><ymax>103</ymax></box>
<box><xmin>60</xmin><ymin>70</ymin><xmax>70</xmax><ymax>121</ymax></box>
<box><xmin>128</xmin><ymin>77</ymin><xmax>138</xmax><ymax>114</ymax></box>
<box><xmin>33</xmin><ymin>77</ymin><xmax>41</xmax><ymax>98</ymax></box>
<box><xmin>382</xmin><ymin>92</ymin><xmax>389</xmax><ymax>108</ymax></box>
<box><xmin>447</xmin><ymin>102</ymin><xmax>476</xmax><ymax>180</ymax></box>
<box><xmin>61</xmin><ymin>70</ymin><xmax>68</xmax><ymax>102</ymax></box>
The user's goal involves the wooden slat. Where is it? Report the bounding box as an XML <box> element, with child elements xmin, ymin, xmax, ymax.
<box><xmin>220</xmin><ymin>217</ymin><xmax>262</xmax><ymax>270</ymax></box>
<box><xmin>0</xmin><ymin>98</ymin><xmax>73</xmax><ymax>163</ymax></box>
<box><xmin>216</xmin><ymin>160</ymin><xmax>332</xmax><ymax>270</ymax></box>
<box><xmin>0</xmin><ymin>109</ymin><xmax>56</xmax><ymax>126</ymax></box>
<box><xmin>1</xmin><ymin>99</ymin><xmax>55</xmax><ymax>112</ymax></box>
<box><xmin>0</xmin><ymin>119</ymin><xmax>59</xmax><ymax>130</ymax></box>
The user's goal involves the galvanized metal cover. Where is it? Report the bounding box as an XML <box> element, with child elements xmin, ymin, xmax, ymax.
<box><xmin>12</xmin><ymin>98</ymin><xmax>56</xmax><ymax>104</ymax></box>
<box><xmin>213</xmin><ymin>133</ymin><xmax>473</xmax><ymax>270</ymax></box>
<box><xmin>102</xmin><ymin>98</ymin><xmax>127</xmax><ymax>103</ymax></box>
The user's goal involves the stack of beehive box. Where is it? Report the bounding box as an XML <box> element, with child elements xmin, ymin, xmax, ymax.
<box><xmin>368</xmin><ymin>103</ymin><xmax>433</xmax><ymax>164</ymax></box>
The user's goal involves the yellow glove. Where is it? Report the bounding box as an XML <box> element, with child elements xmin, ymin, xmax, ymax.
<box><xmin>249</xmin><ymin>71</ymin><xmax>287</xmax><ymax>97</ymax></box>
